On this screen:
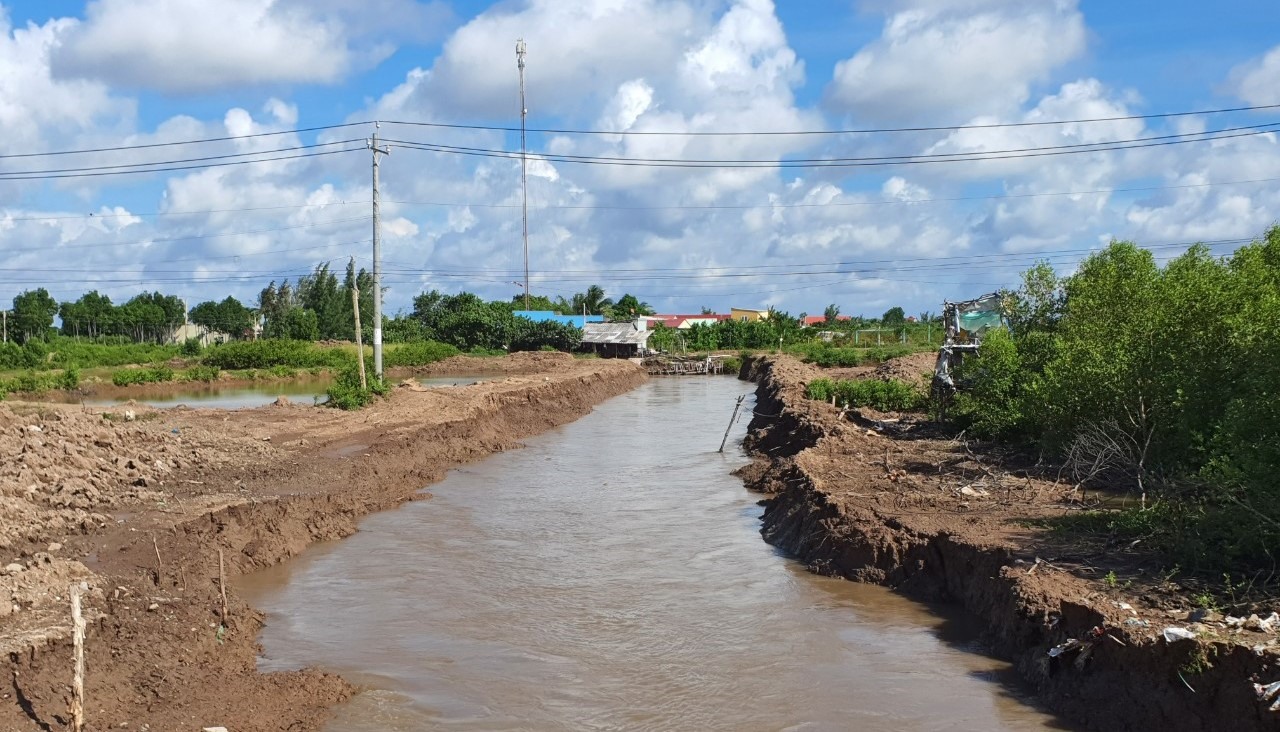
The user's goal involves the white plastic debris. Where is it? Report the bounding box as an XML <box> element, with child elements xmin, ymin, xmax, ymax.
<box><xmin>1115</xmin><ymin>601</ymin><xmax>1137</xmax><ymax>615</ymax></box>
<box><xmin>1255</xmin><ymin>680</ymin><xmax>1280</xmax><ymax>712</ymax></box>
<box><xmin>1047</xmin><ymin>639</ymin><xmax>1082</xmax><ymax>657</ymax></box>
<box><xmin>1162</xmin><ymin>627</ymin><xmax>1197</xmax><ymax>642</ymax></box>
<box><xmin>958</xmin><ymin>485</ymin><xmax>990</xmax><ymax>498</ymax></box>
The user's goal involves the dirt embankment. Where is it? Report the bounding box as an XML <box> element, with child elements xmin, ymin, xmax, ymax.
<box><xmin>737</xmin><ymin>355</ymin><xmax>1280</xmax><ymax>732</ymax></box>
<box><xmin>0</xmin><ymin>352</ymin><xmax>647</xmax><ymax>732</ymax></box>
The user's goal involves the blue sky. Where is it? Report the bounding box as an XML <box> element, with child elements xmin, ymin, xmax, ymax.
<box><xmin>2</xmin><ymin>0</ymin><xmax>1279</xmax><ymax>318</ymax></box>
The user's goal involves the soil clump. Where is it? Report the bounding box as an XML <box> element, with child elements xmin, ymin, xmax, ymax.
<box><xmin>0</xmin><ymin>351</ymin><xmax>646</xmax><ymax>732</ymax></box>
<box><xmin>739</xmin><ymin>354</ymin><xmax>1280</xmax><ymax>731</ymax></box>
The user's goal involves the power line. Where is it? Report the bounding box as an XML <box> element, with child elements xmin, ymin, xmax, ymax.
<box><xmin>0</xmin><ymin>122</ymin><xmax>370</xmax><ymax>160</ymax></box>
<box><xmin>0</xmin><ymin>142</ymin><xmax>363</xmax><ymax>180</ymax></box>
<box><xmin>379</xmin><ymin>103</ymin><xmax>1280</xmax><ymax>137</ymax></box>
<box><xmin>0</xmin><ymin>147</ymin><xmax>360</xmax><ymax>181</ymax></box>
<box><xmin>382</xmin><ymin>175</ymin><xmax>1280</xmax><ymax>212</ymax></box>
<box><xmin>374</xmin><ymin>236</ymin><xmax>1253</xmax><ymax>278</ymax></box>
<box><xmin>383</xmin><ymin>123</ymin><xmax>1280</xmax><ymax>169</ymax></box>
<box><xmin>0</xmin><ymin>215</ymin><xmax>371</xmax><ymax>254</ymax></box>
<box><xmin>1</xmin><ymin>200</ymin><xmax>369</xmax><ymax>223</ymax></box>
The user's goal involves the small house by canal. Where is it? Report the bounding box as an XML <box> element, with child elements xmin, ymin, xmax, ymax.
<box><xmin>582</xmin><ymin>321</ymin><xmax>652</xmax><ymax>358</ymax></box>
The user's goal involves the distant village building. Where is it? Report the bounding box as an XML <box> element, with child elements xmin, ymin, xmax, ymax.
<box><xmin>581</xmin><ymin>320</ymin><xmax>652</xmax><ymax>358</ymax></box>
<box><xmin>640</xmin><ymin>313</ymin><xmax>732</xmax><ymax>330</ymax></box>
<box><xmin>730</xmin><ymin>307</ymin><xmax>770</xmax><ymax>322</ymax></box>
<box><xmin>801</xmin><ymin>315</ymin><xmax>852</xmax><ymax>327</ymax></box>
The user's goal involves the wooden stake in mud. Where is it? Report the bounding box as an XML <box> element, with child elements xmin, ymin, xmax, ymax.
<box><xmin>151</xmin><ymin>535</ymin><xmax>163</xmax><ymax>586</ymax></box>
<box><xmin>351</xmin><ymin>279</ymin><xmax>368</xmax><ymax>390</ymax></box>
<box><xmin>218</xmin><ymin>549</ymin><xmax>229</xmax><ymax>625</ymax></box>
<box><xmin>70</xmin><ymin>581</ymin><xmax>86</xmax><ymax>732</ymax></box>
<box><xmin>718</xmin><ymin>394</ymin><xmax>746</xmax><ymax>453</ymax></box>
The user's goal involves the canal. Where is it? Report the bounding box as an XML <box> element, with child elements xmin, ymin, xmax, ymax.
<box><xmin>239</xmin><ymin>377</ymin><xmax>1070</xmax><ymax>731</ymax></box>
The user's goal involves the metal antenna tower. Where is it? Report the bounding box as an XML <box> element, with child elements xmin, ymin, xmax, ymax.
<box><xmin>516</xmin><ymin>38</ymin><xmax>530</xmax><ymax>311</ymax></box>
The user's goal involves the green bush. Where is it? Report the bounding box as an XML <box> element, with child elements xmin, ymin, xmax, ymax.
<box><xmin>183</xmin><ymin>365</ymin><xmax>221</xmax><ymax>382</ymax></box>
<box><xmin>0</xmin><ymin>370</ymin><xmax>72</xmax><ymax>396</ymax></box>
<box><xmin>948</xmin><ymin>329</ymin><xmax>1028</xmax><ymax>440</ymax></box>
<box><xmin>201</xmin><ymin>340</ymin><xmax>351</xmax><ymax>370</ymax></box>
<box><xmin>324</xmin><ymin>361</ymin><xmax>390</xmax><ymax>410</ymax></box>
<box><xmin>806</xmin><ymin>377</ymin><xmax>925</xmax><ymax>412</ymax></box>
<box><xmin>46</xmin><ymin>337</ymin><xmax>179</xmax><ymax>369</ymax></box>
<box><xmin>111</xmin><ymin>366</ymin><xmax>175</xmax><ymax>386</ymax></box>
<box><xmin>180</xmin><ymin>337</ymin><xmax>204</xmax><ymax>357</ymax></box>
<box><xmin>383</xmin><ymin>341</ymin><xmax>461</xmax><ymax>368</ymax></box>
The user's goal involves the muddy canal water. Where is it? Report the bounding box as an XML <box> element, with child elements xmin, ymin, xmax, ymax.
<box><xmin>239</xmin><ymin>378</ymin><xmax>1070</xmax><ymax>731</ymax></box>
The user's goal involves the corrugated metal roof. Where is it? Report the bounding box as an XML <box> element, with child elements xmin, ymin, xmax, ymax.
<box><xmin>582</xmin><ymin>322</ymin><xmax>653</xmax><ymax>345</ymax></box>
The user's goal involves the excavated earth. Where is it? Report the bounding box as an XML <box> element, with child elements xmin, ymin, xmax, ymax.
<box><xmin>738</xmin><ymin>354</ymin><xmax>1280</xmax><ymax>731</ymax></box>
<box><xmin>0</xmin><ymin>352</ymin><xmax>646</xmax><ymax>732</ymax></box>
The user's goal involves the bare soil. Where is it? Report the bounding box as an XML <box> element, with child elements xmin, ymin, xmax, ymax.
<box><xmin>739</xmin><ymin>355</ymin><xmax>1280</xmax><ymax>732</ymax></box>
<box><xmin>0</xmin><ymin>352</ymin><xmax>647</xmax><ymax>732</ymax></box>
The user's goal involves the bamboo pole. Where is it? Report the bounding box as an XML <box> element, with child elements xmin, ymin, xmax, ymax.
<box><xmin>218</xmin><ymin>549</ymin><xmax>229</xmax><ymax>625</ymax></box>
<box><xmin>70</xmin><ymin>582</ymin><xmax>87</xmax><ymax>732</ymax></box>
<box><xmin>351</xmin><ymin>285</ymin><xmax>368</xmax><ymax>390</ymax></box>
<box><xmin>718</xmin><ymin>395</ymin><xmax>746</xmax><ymax>453</ymax></box>
<box><xmin>151</xmin><ymin>535</ymin><xmax>163</xmax><ymax>586</ymax></box>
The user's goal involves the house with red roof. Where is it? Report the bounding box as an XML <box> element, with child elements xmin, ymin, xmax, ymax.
<box><xmin>802</xmin><ymin>314</ymin><xmax>852</xmax><ymax>327</ymax></box>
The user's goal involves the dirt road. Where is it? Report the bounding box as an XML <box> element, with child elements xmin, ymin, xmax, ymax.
<box><xmin>0</xmin><ymin>352</ymin><xmax>646</xmax><ymax>732</ymax></box>
<box><xmin>739</xmin><ymin>355</ymin><xmax>1280</xmax><ymax>731</ymax></box>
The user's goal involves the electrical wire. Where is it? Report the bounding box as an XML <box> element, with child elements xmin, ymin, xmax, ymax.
<box><xmin>379</xmin><ymin>102</ymin><xmax>1280</xmax><ymax>136</ymax></box>
<box><xmin>384</xmin><ymin>123</ymin><xmax>1280</xmax><ymax>169</ymax></box>
<box><xmin>0</xmin><ymin>147</ymin><xmax>361</xmax><ymax>181</ymax></box>
<box><xmin>0</xmin><ymin>216</ymin><xmax>371</xmax><ymax>255</ymax></box>
<box><xmin>0</xmin><ymin>122</ymin><xmax>370</xmax><ymax>160</ymax></box>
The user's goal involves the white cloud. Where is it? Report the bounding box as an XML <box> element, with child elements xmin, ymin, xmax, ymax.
<box><xmin>827</xmin><ymin>0</ymin><xmax>1086</xmax><ymax>122</ymax></box>
<box><xmin>51</xmin><ymin>0</ymin><xmax>360</xmax><ymax>92</ymax></box>
<box><xmin>1229</xmin><ymin>45</ymin><xmax>1280</xmax><ymax>106</ymax></box>
<box><xmin>0</xmin><ymin>11</ymin><xmax>133</xmax><ymax>159</ymax></box>
<box><xmin>373</xmin><ymin>0</ymin><xmax>709</xmax><ymax>120</ymax></box>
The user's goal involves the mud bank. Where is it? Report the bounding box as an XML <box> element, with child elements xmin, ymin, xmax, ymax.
<box><xmin>0</xmin><ymin>352</ymin><xmax>646</xmax><ymax>732</ymax></box>
<box><xmin>738</xmin><ymin>355</ymin><xmax>1280</xmax><ymax>732</ymax></box>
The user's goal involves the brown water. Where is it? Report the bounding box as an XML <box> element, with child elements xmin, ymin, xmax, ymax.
<box><xmin>239</xmin><ymin>378</ymin><xmax>1072</xmax><ymax>731</ymax></box>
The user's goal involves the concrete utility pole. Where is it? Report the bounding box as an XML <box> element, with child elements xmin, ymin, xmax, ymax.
<box><xmin>369</xmin><ymin>125</ymin><xmax>390</xmax><ymax>380</ymax></box>
<box><xmin>517</xmin><ymin>38</ymin><xmax>530</xmax><ymax>311</ymax></box>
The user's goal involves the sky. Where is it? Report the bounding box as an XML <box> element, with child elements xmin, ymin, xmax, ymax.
<box><xmin>2</xmin><ymin>0</ymin><xmax>1279</xmax><ymax>319</ymax></box>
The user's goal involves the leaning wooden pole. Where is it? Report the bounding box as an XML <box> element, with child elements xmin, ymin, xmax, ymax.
<box><xmin>218</xmin><ymin>548</ymin><xmax>229</xmax><ymax>625</ymax></box>
<box><xmin>718</xmin><ymin>395</ymin><xmax>746</xmax><ymax>453</ymax></box>
<box><xmin>351</xmin><ymin>285</ymin><xmax>368</xmax><ymax>390</ymax></box>
<box><xmin>70</xmin><ymin>582</ymin><xmax>86</xmax><ymax>732</ymax></box>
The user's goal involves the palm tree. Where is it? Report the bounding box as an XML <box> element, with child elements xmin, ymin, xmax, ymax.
<box><xmin>571</xmin><ymin>285</ymin><xmax>614</xmax><ymax>315</ymax></box>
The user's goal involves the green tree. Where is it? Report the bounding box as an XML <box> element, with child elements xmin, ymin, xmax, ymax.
<box><xmin>570</xmin><ymin>285</ymin><xmax>613</xmax><ymax>316</ymax></box>
<box><xmin>611</xmin><ymin>293</ymin><xmax>654</xmax><ymax>321</ymax></box>
<box><xmin>881</xmin><ymin>306</ymin><xmax>906</xmax><ymax>327</ymax></box>
<box><xmin>12</xmin><ymin>288</ymin><xmax>58</xmax><ymax>344</ymax></box>
<box><xmin>824</xmin><ymin>304</ymin><xmax>841</xmax><ymax>324</ymax></box>
<box><xmin>190</xmin><ymin>296</ymin><xmax>256</xmax><ymax>338</ymax></box>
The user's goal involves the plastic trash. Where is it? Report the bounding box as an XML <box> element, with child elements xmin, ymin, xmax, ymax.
<box><xmin>1255</xmin><ymin>680</ymin><xmax>1280</xmax><ymax>712</ymax></box>
<box><xmin>1123</xmin><ymin>618</ymin><xmax>1150</xmax><ymax>628</ymax></box>
<box><xmin>1162</xmin><ymin>627</ymin><xmax>1196</xmax><ymax>642</ymax></box>
<box><xmin>1047</xmin><ymin>639</ymin><xmax>1082</xmax><ymax>657</ymax></box>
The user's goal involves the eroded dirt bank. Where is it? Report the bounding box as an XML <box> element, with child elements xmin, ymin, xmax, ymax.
<box><xmin>738</xmin><ymin>355</ymin><xmax>1280</xmax><ymax>732</ymax></box>
<box><xmin>0</xmin><ymin>352</ymin><xmax>646</xmax><ymax>732</ymax></box>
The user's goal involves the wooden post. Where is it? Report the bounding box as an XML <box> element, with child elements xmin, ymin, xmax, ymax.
<box><xmin>151</xmin><ymin>535</ymin><xmax>163</xmax><ymax>586</ymax></box>
<box><xmin>218</xmin><ymin>549</ymin><xmax>229</xmax><ymax>625</ymax></box>
<box><xmin>70</xmin><ymin>581</ymin><xmax>86</xmax><ymax>732</ymax></box>
<box><xmin>351</xmin><ymin>285</ymin><xmax>368</xmax><ymax>390</ymax></box>
<box><xmin>718</xmin><ymin>394</ymin><xmax>746</xmax><ymax>453</ymax></box>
